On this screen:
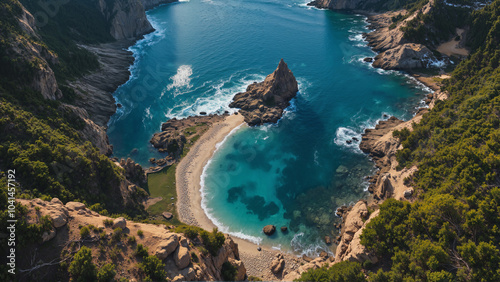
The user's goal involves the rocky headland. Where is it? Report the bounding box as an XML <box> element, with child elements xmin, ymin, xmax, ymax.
<box><xmin>229</xmin><ymin>59</ymin><xmax>299</xmax><ymax>126</ymax></box>
<box><xmin>17</xmin><ymin>198</ymin><xmax>246</xmax><ymax>281</ymax></box>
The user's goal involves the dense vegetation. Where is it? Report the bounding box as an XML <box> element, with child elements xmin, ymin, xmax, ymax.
<box><xmin>301</xmin><ymin>0</ymin><xmax>500</xmax><ymax>280</ymax></box>
<box><xmin>20</xmin><ymin>0</ymin><xmax>114</xmax><ymax>81</ymax></box>
<box><xmin>400</xmin><ymin>0</ymin><xmax>471</xmax><ymax>45</ymax></box>
<box><xmin>361</xmin><ymin>0</ymin><xmax>500</xmax><ymax>280</ymax></box>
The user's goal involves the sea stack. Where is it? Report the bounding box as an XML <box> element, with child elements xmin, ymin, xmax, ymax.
<box><xmin>229</xmin><ymin>59</ymin><xmax>299</xmax><ymax>126</ymax></box>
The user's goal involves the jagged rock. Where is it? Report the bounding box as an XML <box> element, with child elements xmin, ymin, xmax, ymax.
<box><xmin>302</xmin><ymin>254</ymin><xmax>313</xmax><ymax>262</ymax></box>
<box><xmin>372</xmin><ymin>43</ymin><xmax>437</xmax><ymax>70</ymax></box>
<box><xmin>174</xmin><ymin>245</ymin><xmax>191</xmax><ymax>269</ymax></box>
<box><xmin>112</xmin><ymin>217</ymin><xmax>127</xmax><ymax>229</ymax></box>
<box><xmin>320</xmin><ymin>251</ymin><xmax>328</xmax><ymax>258</ymax></box>
<box><xmin>229</xmin><ymin>59</ymin><xmax>298</xmax><ymax>126</ymax></box>
<box><xmin>172</xmin><ymin>274</ymin><xmax>184</xmax><ymax>282</ymax></box>
<box><xmin>120</xmin><ymin>158</ymin><xmax>147</xmax><ymax>186</ymax></box>
<box><xmin>96</xmin><ymin>0</ymin><xmax>153</xmax><ymax>40</ymax></box>
<box><xmin>263</xmin><ymin>225</ymin><xmax>276</xmax><ymax>236</ymax></box>
<box><xmin>181</xmin><ymin>266</ymin><xmax>196</xmax><ymax>281</ymax></box>
<box><xmin>363</xmin><ymin>57</ymin><xmax>374</xmax><ymax>62</ymax></box>
<box><xmin>155</xmin><ymin>234</ymin><xmax>179</xmax><ymax>260</ymax></box>
<box><xmin>325</xmin><ymin>236</ymin><xmax>332</xmax><ymax>245</ymax></box>
<box><xmin>65</xmin><ymin>202</ymin><xmax>86</xmax><ymax>211</ymax></box>
<box><xmin>42</xmin><ymin>228</ymin><xmax>56</xmax><ymax>242</ymax></box>
<box><xmin>229</xmin><ymin>257</ymin><xmax>246</xmax><ymax>281</ymax></box>
<box><xmin>270</xmin><ymin>254</ymin><xmax>285</xmax><ymax>274</ymax></box>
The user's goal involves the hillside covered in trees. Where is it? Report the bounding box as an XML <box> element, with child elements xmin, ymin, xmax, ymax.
<box><xmin>300</xmin><ymin>0</ymin><xmax>500</xmax><ymax>280</ymax></box>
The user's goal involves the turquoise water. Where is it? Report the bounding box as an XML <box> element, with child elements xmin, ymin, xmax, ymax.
<box><xmin>107</xmin><ymin>0</ymin><xmax>430</xmax><ymax>255</ymax></box>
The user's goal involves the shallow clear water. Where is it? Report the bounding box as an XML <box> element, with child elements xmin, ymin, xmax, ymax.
<box><xmin>107</xmin><ymin>0</ymin><xmax>430</xmax><ymax>255</ymax></box>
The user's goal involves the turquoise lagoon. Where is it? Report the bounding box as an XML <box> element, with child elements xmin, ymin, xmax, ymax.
<box><xmin>107</xmin><ymin>0</ymin><xmax>431</xmax><ymax>256</ymax></box>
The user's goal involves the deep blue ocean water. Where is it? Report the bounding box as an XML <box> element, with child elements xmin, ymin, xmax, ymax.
<box><xmin>107</xmin><ymin>0</ymin><xmax>430</xmax><ymax>256</ymax></box>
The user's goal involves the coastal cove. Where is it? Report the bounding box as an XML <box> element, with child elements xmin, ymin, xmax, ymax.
<box><xmin>107</xmin><ymin>0</ymin><xmax>433</xmax><ymax>256</ymax></box>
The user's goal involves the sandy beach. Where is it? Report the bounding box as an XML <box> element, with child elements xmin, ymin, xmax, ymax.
<box><xmin>175</xmin><ymin>113</ymin><xmax>302</xmax><ymax>279</ymax></box>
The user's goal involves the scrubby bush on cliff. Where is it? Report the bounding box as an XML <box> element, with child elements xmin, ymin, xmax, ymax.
<box><xmin>97</xmin><ymin>263</ymin><xmax>116</xmax><ymax>282</ymax></box>
<box><xmin>69</xmin><ymin>246</ymin><xmax>97</xmax><ymax>281</ymax></box>
<box><xmin>200</xmin><ymin>228</ymin><xmax>226</xmax><ymax>256</ymax></box>
<box><xmin>296</xmin><ymin>261</ymin><xmax>366</xmax><ymax>282</ymax></box>
<box><xmin>138</xmin><ymin>255</ymin><xmax>167</xmax><ymax>281</ymax></box>
<box><xmin>221</xmin><ymin>261</ymin><xmax>238</xmax><ymax>281</ymax></box>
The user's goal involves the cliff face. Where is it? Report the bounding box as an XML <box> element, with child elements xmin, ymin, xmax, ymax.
<box><xmin>140</xmin><ymin>0</ymin><xmax>178</xmax><ymax>10</ymax></box>
<box><xmin>11</xmin><ymin>5</ymin><xmax>61</xmax><ymax>100</ymax></box>
<box><xmin>97</xmin><ymin>0</ymin><xmax>153</xmax><ymax>40</ymax></box>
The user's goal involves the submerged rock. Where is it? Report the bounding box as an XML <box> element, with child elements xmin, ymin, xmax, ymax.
<box><xmin>229</xmin><ymin>59</ymin><xmax>298</xmax><ymax>126</ymax></box>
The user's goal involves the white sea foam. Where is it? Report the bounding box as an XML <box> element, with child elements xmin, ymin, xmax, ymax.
<box><xmin>290</xmin><ymin>231</ymin><xmax>334</xmax><ymax>257</ymax></box>
<box><xmin>165</xmin><ymin>72</ymin><xmax>265</xmax><ymax>119</ymax></box>
<box><xmin>334</xmin><ymin>127</ymin><xmax>363</xmax><ymax>154</ymax></box>
<box><xmin>166</xmin><ymin>65</ymin><xmax>193</xmax><ymax>94</ymax></box>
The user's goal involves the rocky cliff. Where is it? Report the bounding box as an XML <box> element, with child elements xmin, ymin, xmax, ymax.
<box><xmin>307</xmin><ymin>0</ymin><xmax>379</xmax><ymax>10</ymax></box>
<box><xmin>229</xmin><ymin>59</ymin><xmax>299</xmax><ymax>126</ymax></box>
<box><xmin>140</xmin><ymin>0</ymin><xmax>178</xmax><ymax>10</ymax></box>
<box><xmin>10</xmin><ymin>5</ymin><xmax>62</xmax><ymax>100</ymax></box>
<box><xmin>96</xmin><ymin>0</ymin><xmax>153</xmax><ymax>40</ymax></box>
<box><xmin>17</xmin><ymin>198</ymin><xmax>246</xmax><ymax>281</ymax></box>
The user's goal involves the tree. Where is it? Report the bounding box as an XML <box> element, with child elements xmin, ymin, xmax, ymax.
<box><xmin>138</xmin><ymin>255</ymin><xmax>166</xmax><ymax>281</ymax></box>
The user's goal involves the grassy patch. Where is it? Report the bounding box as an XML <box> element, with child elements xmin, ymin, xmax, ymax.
<box><xmin>146</xmin><ymin>165</ymin><xmax>182</xmax><ymax>226</ymax></box>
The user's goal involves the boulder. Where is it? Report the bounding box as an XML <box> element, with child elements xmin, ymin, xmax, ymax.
<box><xmin>404</xmin><ymin>188</ymin><xmax>414</xmax><ymax>198</ymax></box>
<box><xmin>263</xmin><ymin>225</ymin><xmax>276</xmax><ymax>236</ymax></box>
<box><xmin>162</xmin><ymin>212</ymin><xmax>173</xmax><ymax>220</ymax></box>
<box><xmin>280</xmin><ymin>226</ymin><xmax>288</xmax><ymax>232</ymax></box>
<box><xmin>112</xmin><ymin>217</ymin><xmax>127</xmax><ymax>229</ymax></box>
<box><xmin>174</xmin><ymin>245</ymin><xmax>191</xmax><ymax>269</ymax></box>
<box><xmin>155</xmin><ymin>235</ymin><xmax>179</xmax><ymax>260</ymax></box>
<box><xmin>47</xmin><ymin>210</ymin><xmax>68</xmax><ymax>228</ymax></box>
<box><xmin>50</xmin><ymin>198</ymin><xmax>63</xmax><ymax>205</ymax></box>
<box><xmin>65</xmin><ymin>202</ymin><xmax>85</xmax><ymax>211</ymax></box>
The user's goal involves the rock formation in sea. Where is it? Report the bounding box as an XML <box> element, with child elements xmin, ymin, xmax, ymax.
<box><xmin>229</xmin><ymin>59</ymin><xmax>299</xmax><ymax>126</ymax></box>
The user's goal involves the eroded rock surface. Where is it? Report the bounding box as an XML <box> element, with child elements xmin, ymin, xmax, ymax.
<box><xmin>229</xmin><ymin>59</ymin><xmax>298</xmax><ymax>126</ymax></box>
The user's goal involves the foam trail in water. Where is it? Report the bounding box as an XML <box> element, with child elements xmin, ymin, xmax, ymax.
<box><xmin>166</xmin><ymin>65</ymin><xmax>193</xmax><ymax>95</ymax></box>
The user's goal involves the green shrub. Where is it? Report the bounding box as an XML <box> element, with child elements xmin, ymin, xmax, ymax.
<box><xmin>111</xmin><ymin>228</ymin><xmax>122</xmax><ymax>242</ymax></box>
<box><xmin>200</xmin><ymin>228</ymin><xmax>225</xmax><ymax>256</ymax></box>
<box><xmin>80</xmin><ymin>226</ymin><xmax>90</xmax><ymax>239</ymax></box>
<box><xmin>137</xmin><ymin>229</ymin><xmax>144</xmax><ymax>237</ymax></box>
<box><xmin>221</xmin><ymin>261</ymin><xmax>238</xmax><ymax>281</ymax></box>
<box><xmin>297</xmin><ymin>261</ymin><xmax>366</xmax><ymax>282</ymax></box>
<box><xmin>248</xmin><ymin>276</ymin><xmax>263</xmax><ymax>281</ymax></box>
<box><xmin>138</xmin><ymin>255</ymin><xmax>167</xmax><ymax>281</ymax></box>
<box><xmin>97</xmin><ymin>263</ymin><xmax>116</xmax><ymax>282</ymax></box>
<box><xmin>191</xmin><ymin>252</ymin><xmax>199</xmax><ymax>263</ymax></box>
<box><xmin>128</xmin><ymin>235</ymin><xmax>136</xmax><ymax>245</ymax></box>
<box><xmin>174</xmin><ymin>225</ymin><xmax>202</xmax><ymax>239</ymax></box>
<box><xmin>103</xmin><ymin>219</ymin><xmax>113</xmax><ymax>227</ymax></box>
<box><xmin>68</xmin><ymin>246</ymin><xmax>97</xmax><ymax>281</ymax></box>
<box><xmin>135</xmin><ymin>244</ymin><xmax>149</xmax><ymax>258</ymax></box>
